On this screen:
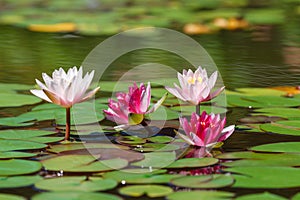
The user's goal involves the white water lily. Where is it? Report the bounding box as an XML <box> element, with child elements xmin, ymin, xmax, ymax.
<box><xmin>31</xmin><ymin>66</ymin><xmax>100</xmax><ymax>108</ymax></box>
<box><xmin>30</xmin><ymin>66</ymin><xmax>100</xmax><ymax>141</ymax></box>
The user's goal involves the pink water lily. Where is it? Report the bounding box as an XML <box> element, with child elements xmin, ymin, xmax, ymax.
<box><xmin>30</xmin><ymin>66</ymin><xmax>100</xmax><ymax>108</ymax></box>
<box><xmin>30</xmin><ymin>66</ymin><xmax>100</xmax><ymax>141</ymax></box>
<box><xmin>177</xmin><ymin>112</ymin><xmax>235</xmax><ymax>147</ymax></box>
<box><xmin>165</xmin><ymin>66</ymin><xmax>224</xmax><ymax>105</ymax></box>
<box><xmin>104</xmin><ymin>82</ymin><xmax>166</xmax><ymax>128</ymax></box>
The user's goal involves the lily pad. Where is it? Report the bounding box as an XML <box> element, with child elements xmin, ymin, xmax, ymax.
<box><xmin>131</xmin><ymin>151</ymin><xmax>176</xmax><ymax>168</ymax></box>
<box><xmin>0</xmin><ymin>175</ymin><xmax>42</xmax><ymax>188</ymax></box>
<box><xmin>116</xmin><ymin>136</ymin><xmax>146</xmax><ymax>145</ymax></box>
<box><xmin>0</xmin><ymin>129</ymin><xmax>56</xmax><ymax>139</ymax></box>
<box><xmin>42</xmin><ymin>155</ymin><xmax>128</xmax><ymax>172</ymax></box>
<box><xmin>250</xmin><ymin>142</ymin><xmax>300</xmax><ymax>153</ymax></box>
<box><xmin>167</xmin><ymin>190</ymin><xmax>234</xmax><ymax>200</ymax></box>
<box><xmin>26</xmin><ymin>136</ymin><xmax>64</xmax><ymax>143</ymax></box>
<box><xmin>0</xmin><ymin>93</ymin><xmax>41</xmax><ymax>107</ymax></box>
<box><xmin>253</xmin><ymin>108</ymin><xmax>300</xmax><ymax>119</ymax></box>
<box><xmin>134</xmin><ymin>143</ymin><xmax>180</xmax><ymax>152</ymax></box>
<box><xmin>235</xmin><ymin>192</ymin><xmax>287</xmax><ymax>200</ymax></box>
<box><xmin>0</xmin><ymin>159</ymin><xmax>42</xmax><ymax>176</ymax></box>
<box><xmin>0</xmin><ymin>193</ymin><xmax>26</xmax><ymax>200</ymax></box>
<box><xmin>259</xmin><ymin>123</ymin><xmax>300</xmax><ymax>136</ymax></box>
<box><xmin>147</xmin><ymin>106</ymin><xmax>179</xmax><ymax>120</ymax></box>
<box><xmin>171</xmin><ymin>174</ymin><xmax>234</xmax><ymax>188</ymax></box>
<box><xmin>0</xmin><ymin>151</ymin><xmax>36</xmax><ymax>159</ymax></box>
<box><xmin>166</xmin><ymin>157</ymin><xmax>219</xmax><ymax>168</ymax></box>
<box><xmin>0</xmin><ymin>117</ymin><xmax>34</xmax><ymax>127</ymax></box>
<box><xmin>170</xmin><ymin>105</ymin><xmax>227</xmax><ymax>115</ymax></box>
<box><xmin>119</xmin><ymin>185</ymin><xmax>173</xmax><ymax>198</ymax></box>
<box><xmin>147</xmin><ymin>136</ymin><xmax>174</xmax><ymax>143</ymax></box>
<box><xmin>31</xmin><ymin>192</ymin><xmax>122</xmax><ymax>200</ymax></box>
<box><xmin>292</xmin><ymin>193</ymin><xmax>300</xmax><ymax>200</ymax></box>
<box><xmin>35</xmin><ymin>176</ymin><xmax>117</xmax><ymax>192</ymax></box>
<box><xmin>0</xmin><ymin>139</ymin><xmax>47</xmax><ymax>151</ymax></box>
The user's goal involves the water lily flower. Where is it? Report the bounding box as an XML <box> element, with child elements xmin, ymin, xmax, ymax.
<box><xmin>104</xmin><ymin>82</ymin><xmax>166</xmax><ymax>129</ymax></box>
<box><xmin>176</xmin><ymin>112</ymin><xmax>235</xmax><ymax>147</ymax></box>
<box><xmin>30</xmin><ymin>66</ymin><xmax>100</xmax><ymax>140</ymax></box>
<box><xmin>165</xmin><ymin>66</ymin><xmax>224</xmax><ymax>106</ymax></box>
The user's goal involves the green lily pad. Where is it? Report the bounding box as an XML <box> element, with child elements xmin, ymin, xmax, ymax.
<box><xmin>0</xmin><ymin>193</ymin><xmax>26</xmax><ymax>200</ymax></box>
<box><xmin>119</xmin><ymin>185</ymin><xmax>173</xmax><ymax>198</ymax></box>
<box><xmin>26</xmin><ymin>136</ymin><xmax>64</xmax><ymax>143</ymax></box>
<box><xmin>0</xmin><ymin>139</ymin><xmax>47</xmax><ymax>151</ymax></box>
<box><xmin>0</xmin><ymin>117</ymin><xmax>34</xmax><ymax>127</ymax></box>
<box><xmin>98</xmin><ymin>81</ymin><xmax>130</xmax><ymax>92</ymax></box>
<box><xmin>171</xmin><ymin>174</ymin><xmax>234</xmax><ymax>188</ymax></box>
<box><xmin>103</xmin><ymin>170</ymin><xmax>182</xmax><ymax>184</ymax></box>
<box><xmin>0</xmin><ymin>175</ymin><xmax>42</xmax><ymax>188</ymax></box>
<box><xmin>0</xmin><ymin>159</ymin><xmax>42</xmax><ymax>176</ymax></box>
<box><xmin>131</xmin><ymin>151</ymin><xmax>176</xmax><ymax>168</ymax></box>
<box><xmin>166</xmin><ymin>157</ymin><xmax>219</xmax><ymax>168</ymax></box>
<box><xmin>147</xmin><ymin>136</ymin><xmax>174</xmax><ymax>143</ymax></box>
<box><xmin>35</xmin><ymin>176</ymin><xmax>117</xmax><ymax>192</ymax></box>
<box><xmin>47</xmin><ymin>142</ymin><xmax>129</xmax><ymax>153</ymax></box>
<box><xmin>31</xmin><ymin>192</ymin><xmax>122</xmax><ymax>200</ymax></box>
<box><xmin>225</xmin><ymin>166</ymin><xmax>300</xmax><ymax>188</ymax></box>
<box><xmin>259</xmin><ymin>123</ymin><xmax>300</xmax><ymax>136</ymax></box>
<box><xmin>42</xmin><ymin>155</ymin><xmax>128</xmax><ymax>172</ymax></box>
<box><xmin>0</xmin><ymin>93</ymin><xmax>41</xmax><ymax>107</ymax></box>
<box><xmin>292</xmin><ymin>193</ymin><xmax>300</xmax><ymax>200</ymax></box>
<box><xmin>0</xmin><ymin>151</ymin><xmax>36</xmax><ymax>159</ymax></box>
<box><xmin>170</xmin><ymin>105</ymin><xmax>227</xmax><ymax>115</ymax></box>
<box><xmin>167</xmin><ymin>190</ymin><xmax>234</xmax><ymax>200</ymax></box>
<box><xmin>233</xmin><ymin>88</ymin><xmax>285</xmax><ymax>96</ymax></box>
<box><xmin>253</xmin><ymin>108</ymin><xmax>300</xmax><ymax>119</ymax></box>
<box><xmin>235</xmin><ymin>192</ymin><xmax>287</xmax><ymax>200</ymax></box>
<box><xmin>250</xmin><ymin>142</ymin><xmax>300</xmax><ymax>153</ymax></box>
<box><xmin>116</xmin><ymin>136</ymin><xmax>147</xmax><ymax>145</ymax></box>
<box><xmin>147</xmin><ymin>106</ymin><xmax>179</xmax><ymax>120</ymax></box>
<box><xmin>134</xmin><ymin>143</ymin><xmax>180</xmax><ymax>152</ymax></box>
<box><xmin>0</xmin><ymin>129</ymin><xmax>56</xmax><ymax>139</ymax></box>
<box><xmin>245</xmin><ymin>9</ymin><xmax>284</xmax><ymax>25</ymax></box>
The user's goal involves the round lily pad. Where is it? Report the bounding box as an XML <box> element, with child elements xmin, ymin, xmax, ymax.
<box><xmin>0</xmin><ymin>175</ymin><xmax>42</xmax><ymax>188</ymax></box>
<box><xmin>0</xmin><ymin>117</ymin><xmax>34</xmax><ymax>127</ymax></box>
<box><xmin>0</xmin><ymin>93</ymin><xmax>41</xmax><ymax>107</ymax></box>
<box><xmin>235</xmin><ymin>192</ymin><xmax>287</xmax><ymax>200</ymax></box>
<box><xmin>292</xmin><ymin>193</ymin><xmax>300</xmax><ymax>200</ymax></box>
<box><xmin>0</xmin><ymin>193</ymin><xmax>26</xmax><ymax>200</ymax></box>
<box><xmin>147</xmin><ymin>136</ymin><xmax>174</xmax><ymax>143</ymax></box>
<box><xmin>166</xmin><ymin>157</ymin><xmax>218</xmax><ymax>168</ymax></box>
<box><xmin>115</xmin><ymin>136</ymin><xmax>146</xmax><ymax>145</ymax></box>
<box><xmin>119</xmin><ymin>185</ymin><xmax>173</xmax><ymax>198</ymax></box>
<box><xmin>131</xmin><ymin>151</ymin><xmax>176</xmax><ymax>168</ymax></box>
<box><xmin>167</xmin><ymin>190</ymin><xmax>234</xmax><ymax>200</ymax></box>
<box><xmin>31</xmin><ymin>192</ymin><xmax>122</xmax><ymax>200</ymax></box>
<box><xmin>0</xmin><ymin>139</ymin><xmax>47</xmax><ymax>151</ymax></box>
<box><xmin>0</xmin><ymin>129</ymin><xmax>55</xmax><ymax>139</ymax></box>
<box><xmin>0</xmin><ymin>159</ymin><xmax>42</xmax><ymax>176</ymax></box>
<box><xmin>253</xmin><ymin>108</ymin><xmax>300</xmax><ymax>119</ymax></box>
<box><xmin>171</xmin><ymin>174</ymin><xmax>234</xmax><ymax>188</ymax></box>
<box><xmin>260</xmin><ymin>123</ymin><xmax>300</xmax><ymax>136</ymax></box>
<box><xmin>250</xmin><ymin>142</ymin><xmax>300</xmax><ymax>153</ymax></box>
<box><xmin>35</xmin><ymin>176</ymin><xmax>117</xmax><ymax>192</ymax></box>
<box><xmin>26</xmin><ymin>136</ymin><xmax>64</xmax><ymax>143</ymax></box>
<box><xmin>42</xmin><ymin>155</ymin><xmax>128</xmax><ymax>172</ymax></box>
<box><xmin>225</xmin><ymin>166</ymin><xmax>300</xmax><ymax>188</ymax></box>
<box><xmin>0</xmin><ymin>151</ymin><xmax>36</xmax><ymax>159</ymax></box>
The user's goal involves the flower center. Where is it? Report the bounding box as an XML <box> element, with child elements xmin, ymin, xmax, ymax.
<box><xmin>187</xmin><ymin>76</ymin><xmax>202</xmax><ymax>84</ymax></box>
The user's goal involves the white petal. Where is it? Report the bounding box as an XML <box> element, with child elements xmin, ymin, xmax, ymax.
<box><xmin>30</xmin><ymin>89</ymin><xmax>52</xmax><ymax>103</ymax></box>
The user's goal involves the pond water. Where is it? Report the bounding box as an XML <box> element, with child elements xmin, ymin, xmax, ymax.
<box><xmin>1</xmin><ymin>21</ymin><xmax>300</xmax><ymax>199</ymax></box>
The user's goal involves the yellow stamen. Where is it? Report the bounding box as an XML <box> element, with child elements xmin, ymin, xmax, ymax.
<box><xmin>187</xmin><ymin>76</ymin><xmax>202</xmax><ymax>84</ymax></box>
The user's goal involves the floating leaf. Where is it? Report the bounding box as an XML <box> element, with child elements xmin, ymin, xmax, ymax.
<box><xmin>253</xmin><ymin>108</ymin><xmax>300</xmax><ymax>119</ymax></box>
<box><xmin>147</xmin><ymin>136</ymin><xmax>174</xmax><ymax>143</ymax></box>
<box><xmin>0</xmin><ymin>159</ymin><xmax>42</xmax><ymax>176</ymax></box>
<box><xmin>0</xmin><ymin>151</ymin><xmax>36</xmax><ymax>159</ymax></box>
<box><xmin>119</xmin><ymin>185</ymin><xmax>173</xmax><ymax>198</ymax></box>
<box><xmin>26</xmin><ymin>136</ymin><xmax>64</xmax><ymax>143</ymax></box>
<box><xmin>259</xmin><ymin>123</ymin><xmax>300</xmax><ymax>136</ymax></box>
<box><xmin>235</xmin><ymin>192</ymin><xmax>287</xmax><ymax>200</ymax></box>
<box><xmin>225</xmin><ymin>166</ymin><xmax>300</xmax><ymax>188</ymax></box>
<box><xmin>35</xmin><ymin>176</ymin><xmax>117</xmax><ymax>192</ymax></box>
<box><xmin>134</xmin><ymin>143</ymin><xmax>180</xmax><ymax>152</ymax></box>
<box><xmin>167</xmin><ymin>190</ymin><xmax>234</xmax><ymax>200</ymax></box>
<box><xmin>115</xmin><ymin>136</ymin><xmax>146</xmax><ymax>145</ymax></box>
<box><xmin>0</xmin><ymin>175</ymin><xmax>42</xmax><ymax>188</ymax></box>
<box><xmin>0</xmin><ymin>193</ymin><xmax>26</xmax><ymax>200</ymax></box>
<box><xmin>0</xmin><ymin>93</ymin><xmax>41</xmax><ymax>107</ymax></box>
<box><xmin>170</xmin><ymin>105</ymin><xmax>227</xmax><ymax>115</ymax></box>
<box><xmin>171</xmin><ymin>174</ymin><xmax>234</xmax><ymax>188</ymax></box>
<box><xmin>131</xmin><ymin>151</ymin><xmax>176</xmax><ymax>168</ymax></box>
<box><xmin>293</xmin><ymin>193</ymin><xmax>300</xmax><ymax>200</ymax></box>
<box><xmin>0</xmin><ymin>129</ymin><xmax>56</xmax><ymax>139</ymax></box>
<box><xmin>166</xmin><ymin>157</ymin><xmax>218</xmax><ymax>168</ymax></box>
<box><xmin>31</xmin><ymin>192</ymin><xmax>122</xmax><ymax>200</ymax></box>
<box><xmin>0</xmin><ymin>140</ymin><xmax>47</xmax><ymax>151</ymax></box>
<box><xmin>250</xmin><ymin>142</ymin><xmax>300</xmax><ymax>153</ymax></box>
<box><xmin>42</xmin><ymin>155</ymin><xmax>128</xmax><ymax>172</ymax></box>
<box><xmin>0</xmin><ymin>117</ymin><xmax>34</xmax><ymax>127</ymax></box>
<box><xmin>147</xmin><ymin>106</ymin><xmax>179</xmax><ymax>120</ymax></box>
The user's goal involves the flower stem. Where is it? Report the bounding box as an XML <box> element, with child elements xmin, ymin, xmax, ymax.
<box><xmin>141</xmin><ymin>119</ymin><xmax>154</xmax><ymax>137</ymax></box>
<box><xmin>196</xmin><ymin>104</ymin><xmax>200</xmax><ymax>115</ymax></box>
<box><xmin>65</xmin><ymin>107</ymin><xmax>71</xmax><ymax>141</ymax></box>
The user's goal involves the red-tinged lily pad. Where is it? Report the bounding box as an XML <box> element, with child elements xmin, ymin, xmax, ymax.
<box><xmin>0</xmin><ymin>175</ymin><xmax>42</xmax><ymax>188</ymax></box>
<box><xmin>0</xmin><ymin>159</ymin><xmax>42</xmax><ymax>176</ymax></box>
<box><xmin>235</xmin><ymin>192</ymin><xmax>287</xmax><ymax>200</ymax></box>
<box><xmin>35</xmin><ymin>176</ymin><xmax>117</xmax><ymax>192</ymax></box>
<box><xmin>42</xmin><ymin>154</ymin><xmax>128</xmax><ymax>172</ymax></box>
<box><xmin>31</xmin><ymin>192</ymin><xmax>122</xmax><ymax>200</ymax></box>
<box><xmin>166</xmin><ymin>157</ymin><xmax>219</xmax><ymax>168</ymax></box>
<box><xmin>225</xmin><ymin>166</ymin><xmax>300</xmax><ymax>188</ymax></box>
<box><xmin>0</xmin><ymin>193</ymin><xmax>26</xmax><ymax>200</ymax></box>
<box><xmin>170</xmin><ymin>174</ymin><xmax>234</xmax><ymax>188</ymax></box>
<box><xmin>167</xmin><ymin>190</ymin><xmax>234</xmax><ymax>200</ymax></box>
<box><xmin>0</xmin><ymin>139</ymin><xmax>47</xmax><ymax>151</ymax></box>
<box><xmin>119</xmin><ymin>185</ymin><xmax>173</xmax><ymax>198</ymax></box>
<box><xmin>250</xmin><ymin>142</ymin><xmax>300</xmax><ymax>153</ymax></box>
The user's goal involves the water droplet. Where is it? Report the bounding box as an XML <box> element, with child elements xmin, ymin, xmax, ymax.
<box><xmin>248</xmin><ymin>106</ymin><xmax>252</xmax><ymax>109</ymax></box>
<box><xmin>121</xmin><ymin>180</ymin><xmax>126</xmax><ymax>185</ymax></box>
<box><xmin>149</xmin><ymin>166</ymin><xmax>153</xmax><ymax>172</ymax></box>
